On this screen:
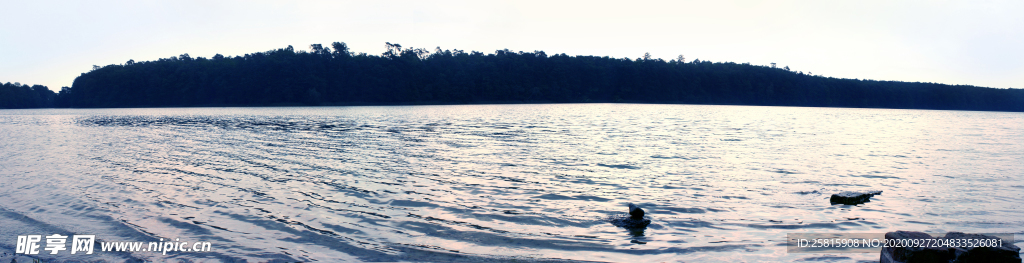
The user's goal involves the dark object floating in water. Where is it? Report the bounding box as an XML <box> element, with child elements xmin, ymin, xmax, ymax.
<box><xmin>629</xmin><ymin>203</ymin><xmax>644</xmax><ymax>219</ymax></box>
<box><xmin>611</xmin><ymin>203</ymin><xmax>652</xmax><ymax>229</ymax></box>
<box><xmin>880</xmin><ymin>231</ymin><xmax>1021</xmax><ymax>263</ymax></box>
<box><xmin>829</xmin><ymin>191</ymin><xmax>882</xmax><ymax>205</ymax></box>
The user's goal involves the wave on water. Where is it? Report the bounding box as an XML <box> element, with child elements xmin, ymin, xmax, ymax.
<box><xmin>2</xmin><ymin>105</ymin><xmax>1023</xmax><ymax>262</ymax></box>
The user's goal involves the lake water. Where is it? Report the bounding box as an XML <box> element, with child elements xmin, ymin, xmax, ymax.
<box><xmin>1</xmin><ymin>104</ymin><xmax>1022</xmax><ymax>262</ymax></box>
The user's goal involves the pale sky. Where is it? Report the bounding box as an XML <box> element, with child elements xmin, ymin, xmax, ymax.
<box><xmin>2</xmin><ymin>0</ymin><xmax>1022</xmax><ymax>91</ymax></box>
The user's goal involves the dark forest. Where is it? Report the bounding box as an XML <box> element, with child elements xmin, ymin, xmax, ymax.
<box><xmin>6</xmin><ymin>42</ymin><xmax>1024</xmax><ymax>111</ymax></box>
<box><xmin>0</xmin><ymin>82</ymin><xmax>56</xmax><ymax>108</ymax></box>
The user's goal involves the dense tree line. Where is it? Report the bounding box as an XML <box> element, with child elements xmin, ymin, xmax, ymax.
<box><xmin>37</xmin><ymin>42</ymin><xmax>1024</xmax><ymax>111</ymax></box>
<box><xmin>1</xmin><ymin>82</ymin><xmax>56</xmax><ymax>108</ymax></box>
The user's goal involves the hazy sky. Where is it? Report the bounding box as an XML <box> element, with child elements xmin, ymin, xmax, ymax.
<box><xmin>2</xmin><ymin>0</ymin><xmax>1022</xmax><ymax>91</ymax></box>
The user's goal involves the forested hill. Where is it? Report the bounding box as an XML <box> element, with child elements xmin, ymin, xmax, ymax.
<box><xmin>49</xmin><ymin>42</ymin><xmax>1024</xmax><ymax>111</ymax></box>
<box><xmin>1</xmin><ymin>82</ymin><xmax>56</xmax><ymax>108</ymax></box>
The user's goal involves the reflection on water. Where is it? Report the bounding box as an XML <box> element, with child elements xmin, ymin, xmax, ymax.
<box><xmin>1</xmin><ymin>104</ymin><xmax>1022</xmax><ymax>262</ymax></box>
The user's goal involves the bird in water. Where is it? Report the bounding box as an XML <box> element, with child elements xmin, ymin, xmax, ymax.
<box><xmin>629</xmin><ymin>203</ymin><xmax>645</xmax><ymax>219</ymax></box>
<box><xmin>611</xmin><ymin>203</ymin><xmax>651</xmax><ymax>229</ymax></box>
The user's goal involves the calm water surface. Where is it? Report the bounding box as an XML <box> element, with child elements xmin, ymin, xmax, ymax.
<box><xmin>1</xmin><ymin>104</ymin><xmax>1022</xmax><ymax>262</ymax></box>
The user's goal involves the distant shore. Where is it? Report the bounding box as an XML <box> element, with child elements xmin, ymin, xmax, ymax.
<box><xmin>6</xmin><ymin>42</ymin><xmax>1024</xmax><ymax>112</ymax></box>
